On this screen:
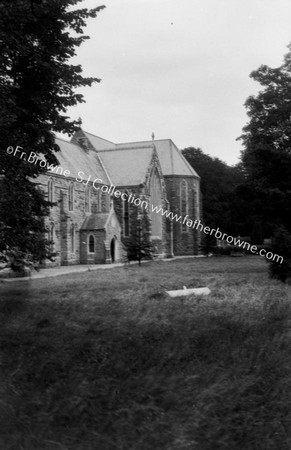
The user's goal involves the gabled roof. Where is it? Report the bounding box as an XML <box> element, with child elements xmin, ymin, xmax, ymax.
<box><xmin>80</xmin><ymin>208</ymin><xmax>121</xmax><ymax>231</ymax></box>
<box><xmin>97</xmin><ymin>146</ymin><xmax>155</xmax><ymax>186</ymax></box>
<box><xmin>116</xmin><ymin>139</ymin><xmax>200</xmax><ymax>178</ymax></box>
<box><xmin>80</xmin><ymin>213</ymin><xmax>109</xmax><ymax>231</ymax></box>
<box><xmin>82</xmin><ymin>131</ymin><xmax>115</xmax><ymax>150</ymax></box>
<box><xmin>54</xmin><ymin>138</ymin><xmax>110</xmax><ymax>185</ymax></box>
<box><xmin>66</xmin><ymin>129</ymin><xmax>200</xmax><ymax>184</ymax></box>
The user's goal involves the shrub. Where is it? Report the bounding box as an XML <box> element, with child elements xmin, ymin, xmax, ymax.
<box><xmin>268</xmin><ymin>225</ymin><xmax>291</xmax><ymax>282</ymax></box>
<box><xmin>199</xmin><ymin>235</ymin><xmax>217</xmax><ymax>255</ymax></box>
<box><xmin>213</xmin><ymin>246</ymin><xmax>231</xmax><ymax>256</ymax></box>
<box><xmin>243</xmin><ymin>244</ymin><xmax>272</xmax><ymax>256</ymax></box>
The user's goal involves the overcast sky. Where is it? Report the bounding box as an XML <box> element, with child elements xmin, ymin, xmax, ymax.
<box><xmin>67</xmin><ymin>0</ymin><xmax>291</xmax><ymax>165</ymax></box>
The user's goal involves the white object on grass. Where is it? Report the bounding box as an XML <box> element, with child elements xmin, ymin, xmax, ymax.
<box><xmin>166</xmin><ymin>286</ymin><xmax>211</xmax><ymax>297</ymax></box>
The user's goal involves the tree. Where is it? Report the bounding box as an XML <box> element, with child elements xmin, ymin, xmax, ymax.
<box><xmin>0</xmin><ymin>0</ymin><xmax>105</xmax><ymax>265</ymax></box>
<box><xmin>251</xmin><ymin>221</ymin><xmax>264</xmax><ymax>245</ymax></box>
<box><xmin>124</xmin><ymin>210</ymin><xmax>154</xmax><ymax>266</ymax></box>
<box><xmin>199</xmin><ymin>234</ymin><xmax>216</xmax><ymax>256</ymax></box>
<box><xmin>268</xmin><ymin>226</ymin><xmax>291</xmax><ymax>283</ymax></box>
<box><xmin>238</xmin><ymin>44</ymin><xmax>291</xmax><ymax>236</ymax></box>
<box><xmin>182</xmin><ymin>147</ymin><xmax>245</xmax><ymax>235</ymax></box>
<box><xmin>0</xmin><ymin>176</ymin><xmax>51</xmax><ymax>265</ymax></box>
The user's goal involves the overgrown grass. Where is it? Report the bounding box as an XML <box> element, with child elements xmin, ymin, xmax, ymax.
<box><xmin>0</xmin><ymin>257</ymin><xmax>290</xmax><ymax>449</ymax></box>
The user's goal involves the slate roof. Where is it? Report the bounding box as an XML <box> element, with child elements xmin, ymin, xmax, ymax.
<box><xmin>80</xmin><ymin>213</ymin><xmax>109</xmax><ymax>231</ymax></box>
<box><xmin>53</xmin><ymin>138</ymin><xmax>110</xmax><ymax>185</ymax></box>
<box><xmin>80</xmin><ymin>130</ymin><xmax>199</xmax><ymax>178</ymax></box>
<box><xmin>82</xmin><ymin>131</ymin><xmax>115</xmax><ymax>150</ymax></box>
<box><xmin>54</xmin><ymin>131</ymin><xmax>200</xmax><ymax>188</ymax></box>
<box><xmin>97</xmin><ymin>146</ymin><xmax>155</xmax><ymax>186</ymax></box>
<box><xmin>115</xmin><ymin>139</ymin><xmax>200</xmax><ymax>178</ymax></box>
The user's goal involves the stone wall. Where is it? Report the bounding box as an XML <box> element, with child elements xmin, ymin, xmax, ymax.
<box><xmin>37</xmin><ymin>173</ymin><xmax>111</xmax><ymax>266</ymax></box>
<box><xmin>80</xmin><ymin>230</ymin><xmax>106</xmax><ymax>265</ymax></box>
<box><xmin>164</xmin><ymin>175</ymin><xmax>201</xmax><ymax>256</ymax></box>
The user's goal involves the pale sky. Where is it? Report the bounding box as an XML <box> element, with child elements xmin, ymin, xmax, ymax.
<box><xmin>66</xmin><ymin>0</ymin><xmax>291</xmax><ymax>165</ymax></box>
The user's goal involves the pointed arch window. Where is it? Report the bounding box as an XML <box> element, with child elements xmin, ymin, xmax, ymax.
<box><xmin>70</xmin><ymin>223</ymin><xmax>75</xmax><ymax>253</ymax></box>
<box><xmin>150</xmin><ymin>169</ymin><xmax>162</xmax><ymax>238</ymax></box>
<box><xmin>48</xmin><ymin>178</ymin><xmax>54</xmax><ymax>203</ymax></box>
<box><xmin>97</xmin><ymin>190</ymin><xmax>102</xmax><ymax>212</ymax></box>
<box><xmin>48</xmin><ymin>222</ymin><xmax>55</xmax><ymax>253</ymax></box>
<box><xmin>180</xmin><ymin>180</ymin><xmax>188</xmax><ymax>232</ymax></box>
<box><xmin>68</xmin><ymin>182</ymin><xmax>74</xmax><ymax>211</ymax></box>
<box><xmin>123</xmin><ymin>191</ymin><xmax>130</xmax><ymax>237</ymax></box>
<box><xmin>88</xmin><ymin>235</ymin><xmax>95</xmax><ymax>253</ymax></box>
<box><xmin>85</xmin><ymin>187</ymin><xmax>90</xmax><ymax>213</ymax></box>
<box><xmin>101</xmin><ymin>191</ymin><xmax>108</xmax><ymax>212</ymax></box>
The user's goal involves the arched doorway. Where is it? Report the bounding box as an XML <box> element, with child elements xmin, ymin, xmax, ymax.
<box><xmin>110</xmin><ymin>238</ymin><xmax>115</xmax><ymax>263</ymax></box>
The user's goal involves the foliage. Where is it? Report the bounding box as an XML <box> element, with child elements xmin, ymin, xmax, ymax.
<box><xmin>0</xmin><ymin>247</ymin><xmax>41</xmax><ymax>277</ymax></box>
<box><xmin>268</xmin><ymin>225</ymin><xmax>291</xmax><ymax>282</ymax></box>
<box><xmin>199</xmin><ymin>233</ymin><xmax>217</xmax><ymax>255</ymax></box>
<box><xmin>0</xmin><ymin>258</ymin><xmax>290</xmax><ymax>449</ymax></box>
<box><xmin>0</xmin><ymin>0</ymin><xmax>105</xmax><ymax>265</ymax></box>
<box><xmin>0</xmin><ymin>176</ymin><xmax>52</xmax><ymax>266</ymax></box>
<box><xmin>238</xmin><ymin>43</ymin><xmax>291</xmax><ymax>236</ymax></box>
<box><xmin>250</xmin><ymin>221</ymin><xmax>264</xmax><ymax>245</ymax></box>
<box><xmin>182</xmin><ymin>147</ymin><xmax>245</xmax><ymax>235</ymax></box>
<box><xmin>123</xmin><ymin>210</ymin><xmax>154</xmax><ymax>265</ymax></box>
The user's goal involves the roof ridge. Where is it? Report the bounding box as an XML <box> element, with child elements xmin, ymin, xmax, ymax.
<box><xmin>98</xmin><ymin>145</ymin><xmax>154</xmax><ymax>152</ymax></box>
<box><xmin>116</xmin><ymin>138</ymin><xmax>170</xmax><ymax>146</ymax></box>
<box><xmin>91</xmin><ymin>150</ymin><xmax>113</xmax><ymax>186</ymax></box>
<box><xmin>55</xmin><ymin>136</ymin><xmax>79</xmax><ymax>146</ymax></box>
<box><xmin>83</xmin><ymin>130</ymin><xmax>115</xmax><ymax>145</ymax></box>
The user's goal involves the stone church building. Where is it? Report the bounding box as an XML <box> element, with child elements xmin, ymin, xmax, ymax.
<box><xmin>38</xmin><ymin>129</ymin><xmax>201</xmax><ymax>265</ymax></box>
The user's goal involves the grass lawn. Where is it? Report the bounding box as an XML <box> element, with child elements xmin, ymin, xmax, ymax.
<box><xmin>0</xmin><ymin>256</ymin><xmax>291</xmax><ymax>449</ymax></box>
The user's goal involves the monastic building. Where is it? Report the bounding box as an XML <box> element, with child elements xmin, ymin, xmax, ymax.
<box><xmin>37</xmin><ymin>128</ymin><xmax>201</xmax><ymax>265</ymax></box>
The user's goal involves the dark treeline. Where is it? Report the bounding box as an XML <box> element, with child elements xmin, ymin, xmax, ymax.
<box><xmin>183</xmin><ymin>42</ymin><xmax>291</xmax><ymax>280</ymax></box>
<box><xmin>182</xmin><ymin>148</ymin><xmax>251</xmax><ymax>239</ymax></box>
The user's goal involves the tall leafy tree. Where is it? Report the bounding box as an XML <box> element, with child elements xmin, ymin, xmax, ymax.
<box><xmin>0</xmin><ymin>0</ymin><xmax>105</xmax><ymax>262</ymax></box>
<box><xmin>238</xmin><ymin>43</ymin><xmax>291</xmax><ymax>236</ymax></box>
<box><xmin>182</xmin><ymin>147</ymin><xmax>245</xmax><ymax>235</ymax></box>
<box><xmin>268</xmin><ymin>226</ymin><xmax>291</xmax><ymax>282</ymax></box>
